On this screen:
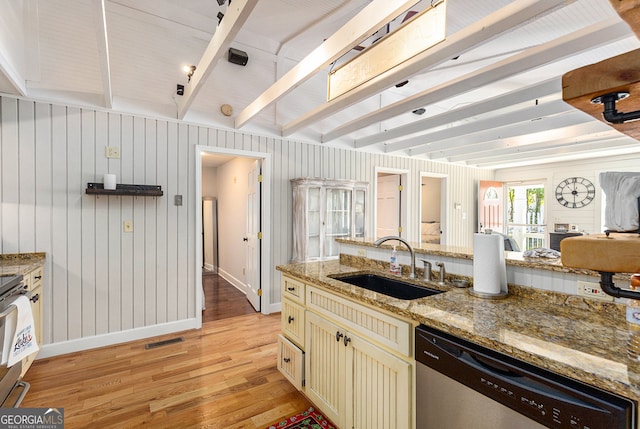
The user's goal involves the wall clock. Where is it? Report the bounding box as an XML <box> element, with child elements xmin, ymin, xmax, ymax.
<box><xmin>555</xmin><ymin>177</ymin><xmax>595</xmax><ymax>208</ymax></box>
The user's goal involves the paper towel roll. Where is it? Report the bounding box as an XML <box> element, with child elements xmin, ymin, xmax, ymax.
<box><xmin>473</xmin><ymin>233</ymin><xmax>507</xmax><ymax>295</ymax></box>
<box><xmin>103</xmin><ymin>173</ymin><xmax>116</xmax><ymax>190</ymax></box>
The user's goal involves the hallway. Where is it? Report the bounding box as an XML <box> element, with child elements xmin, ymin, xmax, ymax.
<box><xmin>202</xmin><ymin>272</ymin><xmax>257</xmax><ymax>323</ymax></box>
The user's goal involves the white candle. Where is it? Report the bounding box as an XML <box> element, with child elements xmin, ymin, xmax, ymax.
<box><xmin>103</xmin><ymin>174</ymin><xmax>116</xmax><ymax>190</ymax></box>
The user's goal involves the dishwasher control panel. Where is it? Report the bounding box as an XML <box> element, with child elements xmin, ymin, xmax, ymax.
<box><xmin>416</xmin><ymin>325</ymin><xmax>635</xmax><ymax>429</ymax></box>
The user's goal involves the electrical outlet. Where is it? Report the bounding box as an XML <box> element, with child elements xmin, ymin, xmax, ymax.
<box><xmin>106</xmin><ymin>146</ymin><xmax>121</xmax><ymax>159</ymax></box>
<box><xmin>123</xmin><ymin>220</ymin><xmax>133</xmax><ymax>232</ymax></box>
<box><xmin>577</xmin><ymin>280</ymin><xmax>613</xmax><ymax>302</ymax></box>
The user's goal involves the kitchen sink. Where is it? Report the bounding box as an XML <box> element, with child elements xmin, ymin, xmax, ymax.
<box><xmin>331</xmin><ymin>273</ymin><xmax>444</xmax><ymax>300</ymax></box>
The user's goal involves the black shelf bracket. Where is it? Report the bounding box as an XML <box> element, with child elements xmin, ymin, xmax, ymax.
<box><xmin>86</xmin><ymin>183</ymin><xmax>163</xmax><ymax>196</ymax></box>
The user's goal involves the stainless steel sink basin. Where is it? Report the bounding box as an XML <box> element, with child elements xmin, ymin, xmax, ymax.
<box><xmin>331</xmin><ymin>273</ymin><xmax>444</xmax><ymax>300</ymax></box>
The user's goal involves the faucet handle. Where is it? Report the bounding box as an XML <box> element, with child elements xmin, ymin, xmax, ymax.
<box><xmin>419</xmin><ymin>259</ymin><xmax>432</xmax><ymax>281</ymax></box>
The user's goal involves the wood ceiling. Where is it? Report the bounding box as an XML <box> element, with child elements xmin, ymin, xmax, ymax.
<box><xmin>1</xmin><ymin>0</ymin><xmax>639</xmax><ymax>169</ymax></box>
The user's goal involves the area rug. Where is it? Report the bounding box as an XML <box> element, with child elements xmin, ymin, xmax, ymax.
<box><xmin>266</xmin><ymin>407</ymin><xmax>336</xmax><ymax>429</ymax></box>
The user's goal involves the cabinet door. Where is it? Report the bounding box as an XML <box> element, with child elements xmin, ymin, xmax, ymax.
<box><xmin>305</xmin><ymin>311</ymin><xmax>346</xmax><ymax>428</ymax></box>
<box><xmin>281</xmin><ymin>299</ymin><xmax>305</xmax><ymax>349</ymax></box>
<box><xmin>324</xmin><ymin>188</ymin><xmax>351</xmax><ymax>258</ymax></box>
<box><xmin>346</xmin><ymin>331</ymin><xmax>412</xmax><ymax>429</ymax></box>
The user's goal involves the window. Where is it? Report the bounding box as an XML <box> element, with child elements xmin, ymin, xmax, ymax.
<box><xmin>506</xmin><ymin>182</ymin><xmax>546</xmax><ymax>251</ymax></box>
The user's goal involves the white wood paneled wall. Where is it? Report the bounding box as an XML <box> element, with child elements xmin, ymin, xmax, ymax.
<box><xmin>0</xmin><ymin>96</ymin><xmax>493</xmax><ymax>353</ymax></box>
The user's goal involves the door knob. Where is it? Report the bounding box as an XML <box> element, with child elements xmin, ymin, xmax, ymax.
<box><xmin>243</xmin><ymin>237</ymin><xmax>248</xmax><ymax>242</ymax></box>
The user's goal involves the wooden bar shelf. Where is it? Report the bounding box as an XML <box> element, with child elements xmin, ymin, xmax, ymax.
<box><xmin>86</xmin><ymin>183</ymin><xmax>163</xmax><ymax>196</ymax></box>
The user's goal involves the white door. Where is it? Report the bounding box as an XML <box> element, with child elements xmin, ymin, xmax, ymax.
<box><xmin>377</xmin><ymin>174</ymin><xmax>401</xmax><ymax>238</ymax></box>
<box><xmin>245</xmin><ymin>160</ymin><xmax>261</xmax><ymax>311</ymax></box>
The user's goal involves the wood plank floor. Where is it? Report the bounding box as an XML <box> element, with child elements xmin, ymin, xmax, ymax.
<box><xmin>21</xmin><ymin>311</ymin><xmax>312</xmax><ymax>428</ymax></box>
<box><xmin>202</xmin><ymin>273</ymin><xmax>257</xmax><ymax>323</ymax></box>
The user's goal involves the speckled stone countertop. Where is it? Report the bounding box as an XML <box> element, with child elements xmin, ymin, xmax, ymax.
<box><xmin>276</xmin><ymin>255</ymin><xmax>640</xmax><ymax>403</ymax></box>
<box><xmin>0</xmin><ymin>253</ymin><xmax>46</xmax><ymax>276</ymax></box>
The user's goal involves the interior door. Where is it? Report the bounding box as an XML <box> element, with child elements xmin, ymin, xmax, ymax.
<box><xmin>245</xmin><ymin>160</ymin><xmax>261</xmax><ymax>312</ymax></box>
<box><xmin>478</xmin><ymin>180</ymin><xmax>504</xmax><ymax>233</ymax></box>
<box><xmin>376</xmin><ymin>174</ymin><xmax>401</xmax><ymax>238</ymax></box>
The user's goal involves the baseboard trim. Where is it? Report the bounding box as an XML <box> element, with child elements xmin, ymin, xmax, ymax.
<box><xmin>38</xmin><ymin>318</ymin><xmax>199</xmax><ymax>358</ymax></box>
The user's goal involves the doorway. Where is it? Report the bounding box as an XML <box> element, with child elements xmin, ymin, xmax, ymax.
<box><xmin>375</xmin><ymin>168</ymin><xmax>409</xmax><ymax>239</ymax></box>
<box><xmin>195</xmin><ymin>146</ymin><xmax>272</xmax><ymax>328</ymax></box>
<box><xmin>420</xmin><ymin>173</ymin><xmax>447</xmax><ymax>245</ymax></box>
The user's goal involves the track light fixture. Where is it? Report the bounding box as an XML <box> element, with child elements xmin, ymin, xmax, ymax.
<box><xmin>217</xmin><ymin>11</ymin><xmax>224</xmax><ymax>24</ymax></box>
<box><xmin>217</xmin><ymin>0</ymin><xmax>225</xmax><ymax>5</ymax></box>
<box><xmin>183</xmin><ymin>65</ymin><xmax>196</xmax><ymax>82</ymax></box>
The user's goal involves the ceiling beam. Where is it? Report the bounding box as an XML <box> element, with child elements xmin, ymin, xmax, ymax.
<box><xmin>385</xmin><ymin>99</ymin><xmax>572</xmax><ymax>153</ymax></box>
<box><xmin>176</xmin><ymin>0</ymin><xmax>259</xmax><ymax>120</ymax></box>
<box><xmin>410</xmin><ymin>112</ymin><xmax>594</xmax><ymax>157</ymax></box>
<box><xmin>235</xmin><ymin>0</ymin><xmax>422</xmax><ymax>129</ymax></box>
<box><xmin>469</xmin><ymin>134</ymin><xmax>634</xmax><ymax>168</ymax></box>
<box><xmin>95</xmin><ymin>0</ymin><xmax>113</xmax><ymax>109</ymax></box>
<box><xmin>322</xmin><ymin>17</ymin><xmax>630</xmax><ymax>142</ymax></box>
<box><xmin>355</xmin><ymin>78</ymin><xmax>560</xmax><ymax>148</ymax></box>
<box><xmin>281</xmin><ymin>0</ymin><xmax>575</xmax><ymax>138</ymax></box>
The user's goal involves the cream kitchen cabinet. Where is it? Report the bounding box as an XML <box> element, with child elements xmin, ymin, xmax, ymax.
<box><xmin>21</xmin><ymin>265</ymin><xmax>43</xmax><ymax>376</ymax></box>
<box><xmin>278</xmin><ymin>274</ymin><xmax>414</xmax><ymax>429</ymax></box>
<box><xmin>304</xmin><ymin>302</ymin><xmax>412</xmax><ymax>429</ymax></box>
<box><xmin>291</xmin><ymin>178</ymin><xmax>367</xmax><ymax>262</ymax></box>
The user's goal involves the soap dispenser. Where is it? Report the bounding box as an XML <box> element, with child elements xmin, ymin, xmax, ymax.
<box><xmin>390</xmin><ymin>246</ymin><xmax>401</xmax><ymax>275</ymax></box>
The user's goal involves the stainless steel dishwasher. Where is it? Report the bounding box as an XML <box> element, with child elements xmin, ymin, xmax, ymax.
<box><xmin>415</xmin><ymin>325</ymin><xmax>635</xmax><ymax>429</ymax></box>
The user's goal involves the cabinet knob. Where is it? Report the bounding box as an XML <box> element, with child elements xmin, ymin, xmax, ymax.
<box><xmin>30</xmin><ymin>294</ymin><xmax>39</xmax><ymax>303</ymax></box>
<box><xmin>336</xmin><ymin>331</ymin><xmax>344</xmax><ymax>342</ymax></box>
<box><xmin>287</xmin><ymin>287</ymin><xmax>295</xmax><ymax>291</ymax></box>
<box><xmin>283</xmin><ymin>357</ymin><xmax>291</xmax><ymax>363</ymax></box>
<box><xmin>243</xmin><ymin>237</ymin><xmax>248</xmax><ymax>242</ymax></box>
<box><xmin>34</xmin><ymin>275</ymin><xmax>42</xmax><ymax>280</ymax></box>
<box><xmin>288</xmin><ymin>315</ymin><xmax>294</xmax><ymax>324</ymax></box>
<box><xmin>343</xmin><ymin>335</ymin><xmax>351</xmax><ymax>347</ymax></box>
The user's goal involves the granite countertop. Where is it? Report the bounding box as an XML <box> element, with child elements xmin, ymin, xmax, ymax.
<box><xmin>276</xmin><ymin>256</ymin><xmax>640</xmax><ymax>403</ymax></box>
<box><xmin>0</xmin><ymin>253</ymin><xmax>46</xmax><ymax>277</ymax></box>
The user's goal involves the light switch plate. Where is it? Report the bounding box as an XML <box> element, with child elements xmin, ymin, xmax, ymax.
<box><xmin>123</xmin><ymin>220</ymin><xmax>133</xmax><ymax>232</ymax></box>
<box><xmin>106</xmin><ymin>146</ymin><xmax>121</xmax><ymax>159</ymax></box>
<box><xmin>174</xmin><ymin>195</ymin><xmax>183</xmax><ymax>206</ymax></box>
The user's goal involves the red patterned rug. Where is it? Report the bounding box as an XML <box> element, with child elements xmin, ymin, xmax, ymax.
<box><xmin>266</xmin><ymin>407</ymin><xmax>336</xmax><ymax>429</ymax></box>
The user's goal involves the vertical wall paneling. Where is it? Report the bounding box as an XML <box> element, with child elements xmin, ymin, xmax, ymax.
<box><xmin>1</xmin><ymin>98</ymin><xmax>19</xmax><ymax>253</ymax></box>
<box><xmin>176</xmin><ymin>124</ymin><xmax>189</xmax><ymax>320</ymax></box>
<box><xmin>94</xmin><ymin>110</ymin><xmax>109</xmax><ymax>336</ymax></box>
<box><xmin>166</xmin><ymin>121</ymin><xmax>179</xmax><ymax>322</ymax></box>
<box><xmin>66</xmin><ymin>107</ymin><xmax>83</xmax><ymax>340</ymax></box>
<box><xmin>144</xmin><ymin>119</ymin><xmax>158</xmax><ymax>325</ymax></box>
<box><xmin>50</xmin><ymin>104</ymin><xmax>68</xmax><ymax>342</ymax></box>
<box><xmin>18</xmin><ymin>100</ymin><xmax>35</xmax><ymax>252</ymax></box>
<box><xmin>132</xmin><ymin>116</ymin><xmax>146</xmax><ymax>328</ymax></box>
<box><xmin>155</xmin><ymin>121</ymin><xmax>168</xmax><ymax>323</ymax></box>
<box><xmin>107</xmin><ymin>113</ymin><xmax>122</xmax><ymax>333</ymax></box>
<box><xmin>34</xmin><ymin>103</ymin><xmax>53</xmax><ymax>342</ymax></box>
<box><xmin>80</xmin><ymin>109</ymin><xmax>96</xmax><ymax>337</ymax></box>
<box><xmin>120</xmin><ymin>114</ymin><xmax>134</xmax><ymax>331</ymax></box>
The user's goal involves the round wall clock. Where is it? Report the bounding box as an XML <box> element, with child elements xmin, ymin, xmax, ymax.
<box><xmin>555</xmin><ymin>177</ymin><xmax>595</xmax><ymax>208</ymax></box>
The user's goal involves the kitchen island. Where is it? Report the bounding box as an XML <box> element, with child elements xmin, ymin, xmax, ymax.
<box><xmin>276</xmin><ymin>253</ymin><xmax>639</xmax><ymax>408</ymax></box>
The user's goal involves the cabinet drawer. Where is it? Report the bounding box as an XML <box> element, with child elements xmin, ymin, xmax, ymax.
<box><xmin>282</xmin><ymin>276</ymin><xmax>305</xmax><ymax>305</ymax></box>
<box><xmin>282</xmin><ymin>299</ymin><xmax>305</xmax><ymax>348</ymax></box>
<box><xmin>277</xmin><ymin>334</ymin><xmax>304</xmax><ymax>390</ymax></box>
<box><xmin>306</xmin><ymin>286</ymin><xmax>412</xmax><ymax>357</ymax></box>
<box><xmin>30</xmin><ymin>267</ymin><xmax>43</xmax><ymax>290</ymax></box>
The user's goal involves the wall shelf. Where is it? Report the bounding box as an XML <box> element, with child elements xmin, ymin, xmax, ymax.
<box><xmin>86</xmin><ymin>183</ymin><xmax>163</xmax><ymax>196</ymax></box>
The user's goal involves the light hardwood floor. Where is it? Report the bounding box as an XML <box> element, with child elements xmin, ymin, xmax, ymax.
<box><xmin>21</xmin><ymin>311</ymin><xmax>312</xmax><ymax>428</ymax></box>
